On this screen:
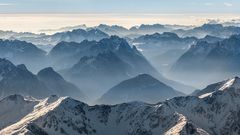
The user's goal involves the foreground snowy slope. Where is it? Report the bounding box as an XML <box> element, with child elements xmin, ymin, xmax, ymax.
<box><xmin>0</xmin><ymin>95</ymin><xmax>38</xmax><ymax>129</ymax></box>
<box><xmin>1</xmin><ymin>76</ymin><xmax>240</xmax><ymax>135</ymax></box>
<box><xmin>0</xmin><ymin>97</ymin><xmax>207</xmax><ymax>135</ymax></box>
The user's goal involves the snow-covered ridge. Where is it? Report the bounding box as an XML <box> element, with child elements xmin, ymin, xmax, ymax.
<box><xmin>0</xmin><ymin>94</ymin><xmax>39</xmax><ymax>130</ymax></box>
<box><xmin>0</xmin><ymin>95</ymin><xmax>67</xmax><ymax>135</ymax></box>
<box><xmin>219</xmin><ymin>77</ymin><xmax>240</xmax><ymax>90</ymax></box>
<box><xmin>198</xmin><ymin>77</ymin><xmax>240</xmax><ymax>98</ymax></box>
<box><xmin>1</xmin><ymin>77</ymin><xmax>240</xmax><ymax>135</ymax></box>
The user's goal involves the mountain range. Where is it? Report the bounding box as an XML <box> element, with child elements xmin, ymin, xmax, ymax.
<box><xmin>1</xmin><ymin>76</ymin><xmax>240</xmax><ymax>134</ymax></box>
<box><xmin>132</xmin><ymin>32</ymin><xmax>196</xmax><ymax>57</ymax></box>
<box><xmin>1</xmin><ymin>22</ymin><xmax>240</xmax><ymax>135</ymax></box>
<box><xmin>19</xmin><ymin>28</ymin><xmax>109</xmax><ymax>45</ymax></box>
<box><xmin>48</xmin><ymin>35</ymin><xmax>149</xmax><ymax>71</ymax></box>
<box><xmin>0</xmin><ymin>30</ymin><xmax>43</xmax><ymax>40</ymax></box>
<box><xmin>174</xmin><ymin>23</ymin><xmax>240</xmax><ymax>38</ymax></box>
<box><xmin>0</xmin><ymin>39</ymin><xmax>47</xmax><ymax>72</ymax></box>
<box><xmin>0</xmin><ymin>58</ymin><xmax>84</xmax><ymax>100</ymax></box>
<box><xmin>64</xmin><ymin>51</ymin><xmax>134</xmax><ymax>99</ymax></box>
<box><xmin>132</xmin><ymin>32</ymin><xmax>197</xmax><ymax>72</ymax></box>
<box><xmin>1</xmin><ymin>23</ymin><xmax>240</xmax><ymax>45</ymax></box>
<box><xmin>39</xmin><ymin>24</ymin><xmax>88</xmax><ymax>34</ymax></box>
<box><xmin>0</xmin><ymin>35</ymin><xmax>194</xmax><ymax>100</ymax></box>
<box><xmin>95</xmin><ymin>24</ymin><xmax>191</xmax><ymax>38</ymax></box>
<box><xmin>56</xmin><ymin>36</ymin><xmax>194</xmax><ymax>99</ymax></box>
<box><xmin>171</xmin><ymin>34</ymin><xmax>240</xmax><ymax>87</ymax></box>
<box><xmin>198</xmin><ymin>35</ymin><xmax>223</xmax><ymax>43</ymax></box>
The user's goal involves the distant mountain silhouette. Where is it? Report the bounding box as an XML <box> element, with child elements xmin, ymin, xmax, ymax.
<box><xmin>57</xmin><ymin>36</ymin><xmax>193</xmax><ymax>99</ymax></box>
<box><xmin>172</xmin><ymin>35</ymin><xmax>240</xmax><ymax>73</ymax></box>
<box><xmin>0</xmin><ymin>39</ymin><xmax>46</xmax><ymax>72</ymax></box>
<box><xmin>37</xmin><ymin>67</ymin><xmax>85</xmax><ymax>100</ymax></box>
<box><xmin>98</xmin><ymin>74</ymin><xmax>184</xmax><ymax>104</ymax></box>
<box><xmin>0</xmin><ymin>58</ymin><xmax>85</xmax><ymax>100</ymax></box>
<box><xmin>17</xmin><ymin>28</ymin><xmax>109</xmax><ymax>45</ymax></box>
<box><xmin>170</xmin><ymin>34</ymin><xmax>240</xmax><ymax>87</ymax></box>
<box><xmin>174</xmin><ymin>23</ymin><xmax>240</xmax><ymax>38</ymax></box>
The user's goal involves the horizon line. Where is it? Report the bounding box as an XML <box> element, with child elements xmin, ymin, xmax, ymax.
<box><xmin>0</xmin><ymin>12</ymin><xmax>240</xmax><ymax>15</ymax></box>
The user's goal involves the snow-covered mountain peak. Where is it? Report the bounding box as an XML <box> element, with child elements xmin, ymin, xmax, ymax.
<box><xmin>2</xmin><ymin>84</ymin><xmax>240</xmax><ymax>135</ymax></box>
<box><xmin>197</xmin><ymin>76</ymin><xmax>240</xmax><ymax>99</ymax></box>
<box><xmin>33</xmin><ymin>95</ymin><xmax>62</xmax><ymax>109</ymax></box>
<box><xmin>0</xmin><ymin>96</ymin><xmax>66</xmax><ymax>135</ymax></box>
<box><xmin>163</xmin><ymin>113</ymin><xmax>210</xmax><ymax>135</ymax></box>
<box><xmin>219</xmin><ymin>76</ymin><xmax>240</xmax><ymax>91</ymax></box>
<box><xmin>0</xmin><ymin>94</ymin><xmax>39</xmax><ymax>129</ymax></box>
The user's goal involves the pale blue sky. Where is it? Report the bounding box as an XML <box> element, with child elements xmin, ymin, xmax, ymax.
<box><xmin>0</xmin><ymin>0</ymin><xmax>239</xmax><ymax>14</ymax></box>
